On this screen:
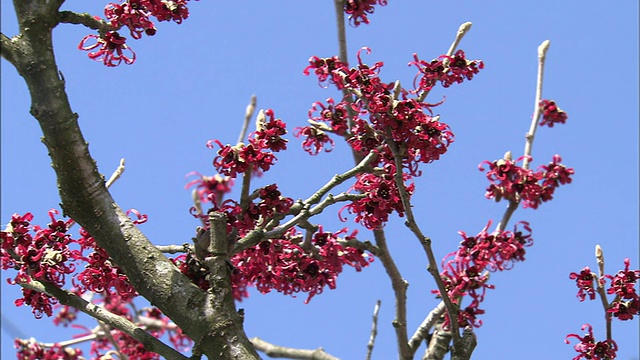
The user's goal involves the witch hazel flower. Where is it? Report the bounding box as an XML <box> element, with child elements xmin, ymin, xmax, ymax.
<box><xmin>78</xmin><ymin>31</ymin><xmax>136</xmax><ymax>67</ymax></box>
<box><xmin>539</xmin><ymin>99</ymin><xmax>568</xmax><ymax>127</ymax></box>
<box><xmin>340</xmin><ymin>164</ymin><xmax>413</xmax><ymax>230</ymax></box>
<box><xmin>185</xmin><ymin>172</ymin><xmax>234</xmax><ymax>204</ymax></box>
<box><xmin>479</xmin><ymin>154</ymin><xmax>574</xmax><ymax>209</ymax></box>
<box><xmin>569</xmin><ymin>266</ymin><xmax>598</xmax><ymax>301</ymax></box>
<box><xmin>565</xmin><ymin>324</ymin><xmax>618</xmax><ymax>360</ymax></box>
<box><xmin>210</xmin><ymin>109</ymin><xmax>286</xmax><ymax>178</ymax></box>
<box><xmin>433</xmin><ymin>220</ymin><xmax>533</xmax><ymax>329</ymax></box>
<box><xmin>343</xmin><ymin>0</ymin><xmax>388</xmax><ymax>26</ymax></box>
<box><xmin>605</xmin><ymin>258</ymin><xmax>640</xmax><ymax>321</ymax></box>
<box><xmin>409</xmin><ymin>50</ymin><xmax>484</xmax><ymax>92</ymax></box>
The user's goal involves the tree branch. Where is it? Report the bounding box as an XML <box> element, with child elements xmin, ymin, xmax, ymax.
<box><xmin>365</xmin><ymin>300</ymin><xmax>381</xmax><ymax>360</ymax></box>
<box><xmin>1</xmin><ymin>32</ymin><xmax>18</xmax><ymax>65</ymax></box>
<box><xmin>19</xmin><ymin>280</ymin><xmax>188</xmax><ymax>360</ymax></box>
<box><xmin>408</xmin><ymin>301</ymin><xmax>446</xmax><ymax>354</ymax></box>
<box><xmin>251</xmin><ymin>337</ymin><xmax>339</xmax><ymax>360</ymax></box>
<box><xmin>57</xmin><ymin>10</ymin><xmax>112</xmax><ymax>33</ymax></box>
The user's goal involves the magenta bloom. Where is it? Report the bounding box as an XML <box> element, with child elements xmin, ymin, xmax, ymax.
<box><xmin>569</xmin><ymin>266</ymin><xmax>597</xmax><ymax>301</ymax></box>
<box><xmin>565</xmin><ymin>324</ymin><xmax>618</xmax><ymax>360</ymax></box>
<box><xmin>78</xmin><ymin>31</ymin><xmax>136</xmax><ymax>67</ymax></box>
<box><xmin>539</xmin><ymin>99</ymin><xmax>568</xmax><ymax>127</ymax></box>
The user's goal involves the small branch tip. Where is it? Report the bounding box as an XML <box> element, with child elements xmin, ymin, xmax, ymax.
<box><xmin>538</xmin><ymin>40</ymin><xmax>550</xmax><ymax>58</ymax></box>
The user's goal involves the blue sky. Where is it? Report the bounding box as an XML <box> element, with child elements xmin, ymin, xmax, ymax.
<box><xmin>1</xmin><ymin>1</ymin><xmax>638</xmax><ymax>359</ymax></box>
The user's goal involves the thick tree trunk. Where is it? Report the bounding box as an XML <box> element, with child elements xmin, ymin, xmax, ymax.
<box><xmin>2</xmin><ymin>1</ymin><xmax>260</xmax><ymax>358</ymax></box>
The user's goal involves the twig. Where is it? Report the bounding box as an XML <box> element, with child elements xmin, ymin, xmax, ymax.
<box><xmin>106</xmin><ymin>158</ymin><xmax>125</xmax><ymax>188</ymax></box>
<box><xmin>365</xmin><ymin>300</ymin><xmax>381</xmax><ymax>360</ymax></box>
<box><xmin>232</xmin><ymin>150</ymin><xmax>378</xmax><ymax>254</ymax></box>
<box><xmin>384</xmin><ymin>135</ymin><xmax>461</xmax><ymax>350</ymax></box>
<box><xmin>18</xmin><ymin>280</ymin><xmax>188</xmax><ymax>360</ymax></box>
<box><xmin>237</xmin><ymin>95</ymin><xmax>257</xmax><ymax>145</ymax></box>
<box><xmin>251</xmin><ymin>337</ymin><xmax>339</xmax><ymax>360</ymax></box>
<box><xmin>496</xmin><ymin>40</ymin><xmax>550</xmax><ymax>232</ymax></box>
<box><xmin>156</xmin><ymin>244</ymin><xmax>190</xmax><ymax>254</ymax></box>
<box><xmin>372</xmin><ymin>229</ymin><xmax>412</xmax><ymax>359</ymax></box>
<box><xmin>594</xmin><ymin>244</ymin><xmax>612</xmax><ymax>341</ymax></box>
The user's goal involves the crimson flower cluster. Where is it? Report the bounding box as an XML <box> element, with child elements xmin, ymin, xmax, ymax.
<box><xmin>433</xmin><ymin>221</ymin><xmax>533</xmax><ymax>329</ymax></box>
<box><xmin>231</xmin><ymin>227</ymin><xmax>372</xmax><ymax>303</ymax></box>
<box><xmin>565</xmin><ymin>324</ymin><xmax>618</xmax><ymax>360</ymax></box>
<box><xmin>479</xmin><ymin>154</ymin><xmax>574</xmax><ymax>209</ymax></box>
<box><xmin>409</xmin><ymin>50</ymin><xmax>484</xmax><ymax>92</ymax></box>
<box><xmin>539</xmin><ymin>99</ymin><xmax>568</xmax><ymax>127</ymax></box>
<box><xmin>1</xmin><ymin>210</ymin><xmax>192</xmax><ymax>359</ymax></box>
<box><xmin>14</xmin><ymin>338</ymin><xmax>82</xmax><ymax>360</ymax></box>
<box><xmin>79</xmin><ymin>0</ymin><xmax>193</xmax><ymax>66</ymax></box>
<box><xmin>210</xmin><ymin>109</ymin><xmax>287</xmax><ymax>178</ymax></box>
<box><xmin>341</xmin><ymin>164</ymin><xmax>414</xmax><ymax>230</ymax></box>
<box><xmin>343</xmin><ymin>0</ymin><xmax>388</xmax><ymax>26</ymax></box>
<box><xmin>606</xmin><ymin>258</ymin><xmax>640</xmax><ymax>320</ymax></box>
<box><xmin>79</xmin><ymin>31</ymin><xmax>136</xmax><ymax>67</ymax></box>
<box><xmin>300</xmin><ymin>48</ymin><xmax>473</xmax><ymax>228</ymax></box>
<box><xmin>185</xmin><ymin>172</ymin><xmax>234</xmax><ymax>205</ymax></box>
<box><xmin>1</xmin><ymin>211</ymin><xmax>78</xmax><ymax>318</ymax></box>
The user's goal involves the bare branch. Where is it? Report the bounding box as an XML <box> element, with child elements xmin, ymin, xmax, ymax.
<box><xmin>365</xmin><ymin>300</ymin><xmax>381</xmax><ymax>360</ymax></box>
<box><xmin>156</xmin><ymin>244</ymin><xmax>191</xmax><ymax>254</ymax></box>
<box><xmin>1</xmin><ymin>32</ymin><xmax>17</xmax><ymax>66</ymax></box>
<box><xmin>372</xmin><ymin>229</ymin><xmax>412</xmax><ymax>359</ymax></box>
<box><xmin>251</xmin><ymin>337</ymin><xmax>339</xmax><ymax>360</ymax></box>
<box><xmin>19</xmin><ymin>280</ymin><xmax>188</xmax><ymax>360</ymax></box>
<box><xmin>57</xmin><ymin>11</ymin><xmax>112</xmax><ymax>33</ymax></box>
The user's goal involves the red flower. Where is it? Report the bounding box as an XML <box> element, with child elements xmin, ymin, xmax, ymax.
<box><xmin>78</xmin><ymin>31</ymin><xmax>136</xmax><ymax>67</ymax></box>
<box><xmin>569</xmin><ymin>267</ymin><xmax>597</xmax><ymax>301</ymax></box>
<box><xmin>539</xmin><ymin>99</ymin><xmax>568</xmax><ymax>127</ymax></box>
<box><xmin>565</xmin><ymin>324</ymin><xmax>618</xmax><ymax>360</ymax></box>
<box><xmin>343</xmin><ymin>0</ymin><xmax>388</xmax><ymax>26</ymax></box>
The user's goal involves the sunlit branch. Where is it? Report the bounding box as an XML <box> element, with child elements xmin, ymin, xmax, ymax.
<box><xmin>408</xmin><ymin>301</ymin><xmax>446</xmax><ymax>354</ymax></box>
<box><xmin>251</xmin><ymin>337</ymin><xmax>339</xmax><ymax>360</ymax></box>
<box><xmin>365</xmin><ymin>300</ymin><xmax>381</xmax><ymax>360</ymax></box>
<box><xmin>19</xmin><ymin>280</ymin><xmax>188</xmax><ymax>360</ymax></box>
<box><xmin>106</xmin><ymin>158</ymin><xmax>126</xmax><ymax>188</ymax></box>
<box><xmin>594</xmin><ymin>244</ymin><xmax>613</xmax><ymax>341</ymax></box>
<box><xmin>156</xmin><ymin>244</ymin><xmax>191</xmax><ymax>254</ymax></box>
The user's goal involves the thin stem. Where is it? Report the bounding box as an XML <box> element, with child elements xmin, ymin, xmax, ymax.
<box><xmin>105</xmin><ymin>158</ymin><xmax>125</xmax><ymax>188</ymax></box>
<box><xmin>594</xmin><ymin>244</ymin><xmax>612</xmax><ymax>341</ymax></box>
<box><xmin>333</xmin><ymin>0</ymin><xmax>349</xmax><ymax>67</ymax></box>
<box><xmin>522</xmin><ymin>40</ymin><xmax>550</xmax><ymax>170</ymax></box>
<box><xmin>384</xmin><ymin>135</ymin><xmax>461</xmax><ymax>348</ymax></box>
<box><xmin>57</xmin><ymin>11</ymin><xmax>113</xmax><ymax>34</ymax></box>
<box><xmin>496</xmin><ymin>40</ymin><xmax>550</xmax><ymax>232</ymax></box>
<box><xmin>237</xmin><ymin>95</ymin><xmax>257</xmax><ymax>145</ymax></box>
<box><xmin>365</xmin><ymin>300</ymin><xmax>382</xmax><ymax>360</ymax></box>
<box><xmin>250</xmin><ymin>337</ymin><xmax>339</xmax><ymax>360</ymax></box>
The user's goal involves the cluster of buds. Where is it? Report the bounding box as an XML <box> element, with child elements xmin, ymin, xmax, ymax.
<box><xmin>433</xmin><ymin>221</ymin><xmax>533</xmax><ymax>328</ymax></box>
<box><xmin>479</xmin><ymin>153</ymin><xmax>574</xmax><ymax>209</ymax></box>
